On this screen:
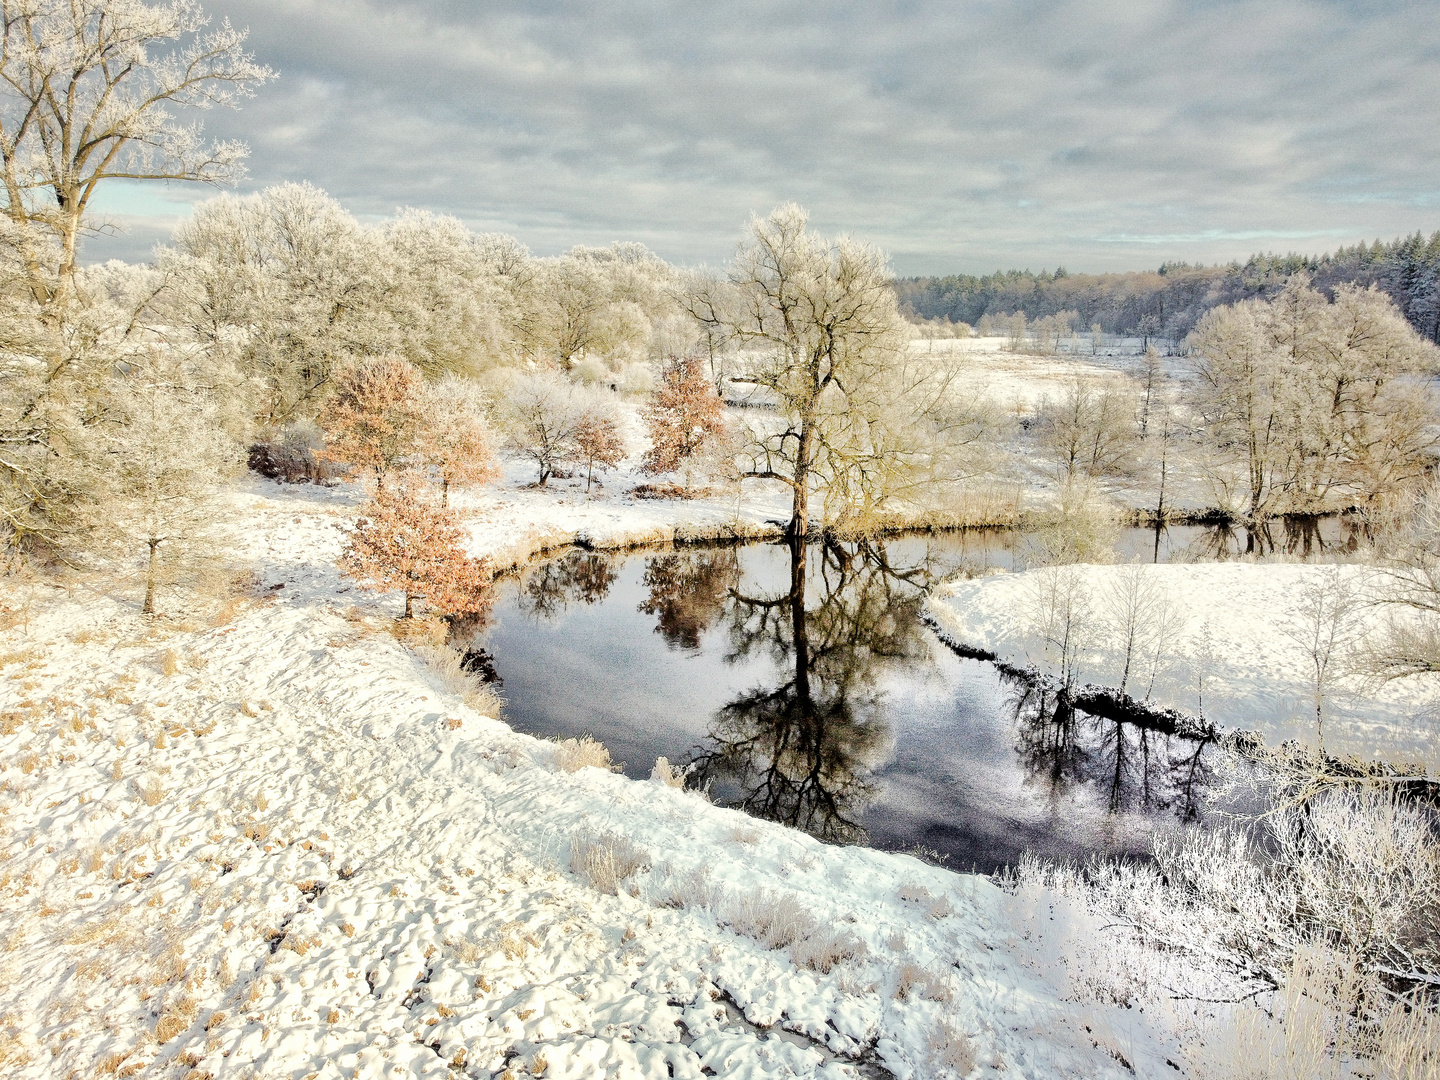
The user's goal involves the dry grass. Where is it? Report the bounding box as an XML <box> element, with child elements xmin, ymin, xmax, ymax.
<box><xmin>552</xmin><ymin>735</ymin><xmax>615</xmax><ymax>773</ymax></box>
<box><xmin>726</xmin><ymin>889</ymin><xmax>813</xmax><ymax>950</ymax></box>
<box><xmin>387</xmin><ymin>615</ymin><xmax>447</xmax><ymax>646</ymax></box>
<box><xmin>649</xmin><ymin>756</ymin><xmax>686</xmax><ymax>788</ymax></box>
<box><xmin>927</xmin><ymin>1021</ymin><xmax>977</xmax><ymax>1076</ymax></box>
<box><xmin>156</xmin><ymin>648</ymin><xmax>180</xmax><ymax>676</ymax></box>
<box><xmin>138</xmin><ymin>776</ymin><xmax>165</xmax><ymax>806</ymax></box>
<box><xmin>570</xmin><ymin>830</ymin><xmax>649</xmax><ymax>895</ymax></box>
<box><xmin>895</xmin><ymin>962</ymin><xmax>953</xmax><ymax>1003</ymax></box>
<box><xmin>154</xmin><ymin>994</ymin><xmax>199</xmax><ymax>1043</ymax></box>
<box><xmin>412</xmin><ymin>643</ymin><xmax>504</xmax><ymax>718</ymax></box>
<box><xmin>790</xmin><ymin>925</ymin><xmax>865</xmax><ymax>974</ymax></box>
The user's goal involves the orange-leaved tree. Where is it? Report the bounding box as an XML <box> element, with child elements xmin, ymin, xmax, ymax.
<box><xmin>641</xmin><ymin>354</ymin><xmax>729</xmax><ymax>490</ymax></box>
<box><xmin>339</xmin><ymin>483</ymin><xmax>491</xmax><ymax>618</ymax></box>
<box><xmin>572</xmin><ymin>409</ymin><xmax>624</xmax><ymax>495</ymax></box>
<box><xmin>319</xmin><ymin>356</ymin><xmax>428</xmax><ymax>488</ymax></box>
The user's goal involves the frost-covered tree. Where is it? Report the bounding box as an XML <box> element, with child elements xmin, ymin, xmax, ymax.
<box><xmin>1188</xmin><ymin>277</ymin><xmax>1439</xmax><ymax>517</ymax></box>
<box><xmin>690</xmin><ymin>204</ymin><xmax>961</xmax><ymax>544</ymax></box>
<box><xmin>0</xmin><ymin>0</ymin><xmax>272</xmax><ymax>351</ymax></box>
<box><xmin>339</xmin><ymin>483</ymin><xmax>490</xmax><ymax>619</ymax></box>
<box><xmin>1034</xmin><ymin>377</ymin><xmax>1136</xmax><ymax>483</ymax></box>
<box><xmin>0</xmin><ymin>0</ymin><xmax>270</xmax><ymax>560</ymax></box>
<box><xmin>382</xmin><ymin>209</ymin><xmax>516</xmax><ymax>378</ymax></box>
<box><xmin>500</xmin><ymin>372</ymin><xmax>582</xmax><ymax>486</ymax></box>
<box><xmin>88</xmin><ymin>370</ymin><xmax>240</xmax><ymax>613</ymax></box>
<box><xmin>163</xmin><ymin>183</ymin><xmax>396</xmax><ymax>424</ymax></box>
<box><xmin>640</xmin><ymin>354</ymin><xmax>730</xmax><ymax>490</ymax></box>
<box><xmin>417</xmin><ymin>375</ymin><xmax>499</xmax><ymax>506</ymax></box>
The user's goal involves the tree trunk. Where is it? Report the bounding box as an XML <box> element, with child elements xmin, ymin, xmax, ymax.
<box><xmin>441</xmin><ymin>476</ymin><xmax>450</xmax><ymax>508</ymax></box>
<box><xmin>790</xmin><ymin>421</ymin><xmax>813</xmax><ymax>541</ymax></box>
<box><xmin>143</xmin><ymin>539</ymin><xmax>160</xmax><ymax>615</ymax></box>
<box><xmin>404</xmin><ymin>590</ymin><xmax>415</xmax><ymax>618</ymax></box>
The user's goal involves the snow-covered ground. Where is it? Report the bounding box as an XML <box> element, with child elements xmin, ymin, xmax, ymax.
<box><xmin>926</xmin><ymin>562</ymin><xmax>1440</xmax><ymax>765</ymax></box>
<box><xmin>0</xmin><ymin>480</ymin><xmax>1190</xmax><ymax>1080</ymax></box>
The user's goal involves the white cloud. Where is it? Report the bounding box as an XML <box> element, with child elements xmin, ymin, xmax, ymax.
<box><xmin>80</xmin><ymin>0</ymin><xmax>1440</xmax><ymax>274</ymax></box>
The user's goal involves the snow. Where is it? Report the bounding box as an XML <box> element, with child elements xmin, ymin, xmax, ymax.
<box><xmin>926</xmin><ymin>562</ymin><xmax>1440</xmax><ymax>764</ymax></box>
<box><xmin>0</xmin><ymin>478</ymin><xmax>1176</xmax><ymax>1079</ymax></box>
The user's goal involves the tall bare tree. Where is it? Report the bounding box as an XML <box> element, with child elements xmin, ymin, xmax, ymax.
<box><xmin>690</xmin><ymin>204</ymin><xmax>959</xmax><ymax>550</ymax></box>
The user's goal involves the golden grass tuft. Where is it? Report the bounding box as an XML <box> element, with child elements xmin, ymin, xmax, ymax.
<box><xmin>552</xmin><ymin>735</ymin><xmax>615</xmax><ymax>773</ymax></box>
<box><xmin>570</xmin><ymin>830</ymin><xmax>649</xmax><ymax>895</ymax></box>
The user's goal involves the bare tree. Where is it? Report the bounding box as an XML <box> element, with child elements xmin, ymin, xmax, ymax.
<box><xmin>689</xmin><ymin>204</ymin><xmax>958</xmax><ymax>548</ymax></box>
<box><xmin>1034</xmin><ymin>377</ymin><xmax>1136</xmax><ymax>483</ymax></box>
<box><xmin>1283</xmin><ymin>568</ymin><xmax>1360</xmax><ymax>752</ymax></box>
<box><xmin>1102</xmin><ymin>562</ymin><xmax>1164</xmax><ymax>696</ymax></box>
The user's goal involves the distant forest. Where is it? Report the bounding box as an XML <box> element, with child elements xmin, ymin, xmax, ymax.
<box><xmin>894</xmin><ymin>231</ymin><xmax>1440</xmax><ymax>343</ymax></box>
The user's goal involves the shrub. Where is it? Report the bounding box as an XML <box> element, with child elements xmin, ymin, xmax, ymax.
<box><xmin>339</xmin><ymin>483</ymin><xmax>492</xmax><ymax>619</ymax></box>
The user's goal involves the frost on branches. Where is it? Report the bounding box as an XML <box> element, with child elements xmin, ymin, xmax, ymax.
<box><xmin>640</xmin><ymin>354</ymin><xmax>730</xmax><ymax>490</ymax></box>
<box><xmin>339</xmin><ymin>485</ymin><xmax>490</xmax><ymax>619</ymax></box>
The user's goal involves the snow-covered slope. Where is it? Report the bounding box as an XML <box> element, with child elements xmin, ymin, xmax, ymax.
<box><xmin>0</xmin><ymin>480</ymin><xmax>1173</xmax><ymax>1079</ymax></box>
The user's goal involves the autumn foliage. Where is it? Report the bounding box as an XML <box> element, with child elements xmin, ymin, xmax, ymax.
<box><xmin>573</xmin><ymin>410</ymin><xmax>624</xmax><ymax>494</ymax></box>
<box><xmin>339</xmin><ymin>484</ymin><xmax>491</xmax><ymax>618</ymax></box>
<box><xmin>641</xmin><ymin>354</ymin><xmax>729</xmax><ymax>487</ymax></box>
<box><xmin>318</xmin><ymin>356</ymin><xmax>428</xmax><ymax>487</ymax></box>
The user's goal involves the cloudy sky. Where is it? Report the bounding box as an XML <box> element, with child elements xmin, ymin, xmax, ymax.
<box><xmin>85</xmin><ymin>0</ymin><xmax>1440</xmax><ymax>275</ymax></box>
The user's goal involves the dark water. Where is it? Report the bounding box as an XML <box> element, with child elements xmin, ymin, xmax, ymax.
<box><xmin>458</xmin><ymin>520</ymin><xmax>1356</xmax><ymax>873</ymax></box>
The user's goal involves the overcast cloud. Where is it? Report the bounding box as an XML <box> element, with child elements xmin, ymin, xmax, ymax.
<box><xmin>82</xmin><ymin>0</ymin><xmax>1440</xmax><ymax>275</ymax></box>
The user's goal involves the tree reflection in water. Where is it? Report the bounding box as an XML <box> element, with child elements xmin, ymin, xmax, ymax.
<box><xmin>1170</xmin><ymin>513</ymin><xmax>1367</xmax><ymax>563</ymax></box>
<box><xmin>637</xmin><ymin>549</ymin><xmax>740</xmax><ymax>652</ymax></box>
<box><xmin>517</xmin><ymin>550</ymin><xmax>618</xmax><ymax>617</ymax></box>
<box><xmin>1007</xmin><ymin>676</ymin><xmax>1214</xmax><ymax>822</ymax></box>
<box><xmin>679</xmin><ymin>537</ymin><xmax>937</xmax><ymax>845</ymax></box>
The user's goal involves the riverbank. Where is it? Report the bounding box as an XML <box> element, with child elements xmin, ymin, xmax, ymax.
<box><xmin>925</xmin><ymin>562</ymin><xmax>1440</xmax><ymax>767</ymax></box>
<box><xmin>0</xmin><ymin>478</ymin><xmax>1181</xmax><ymax>1079</ymax></box>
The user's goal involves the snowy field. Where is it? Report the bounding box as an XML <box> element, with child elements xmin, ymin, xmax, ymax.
<box><xmin>926</xmin><ymin>563</ymin><xmax>1440</xmax><ymax>765</ymax></box>
<box><xmin>0</xmin><ymin>479</ymin><xmax>1194</xmax><ymax>1080</ymax></box>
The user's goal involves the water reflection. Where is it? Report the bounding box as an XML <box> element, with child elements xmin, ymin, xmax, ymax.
<box><xmin>1154</xmin><ymin>513</ymin><xmax>1368</xmax><ymax>563</ymax></box>
<box><xmin>519</xmin><ymin>551</ymin><xmax>618</xmax><ymax>616</ymax></box>
<box><xmin>1008</xmin><ymin>677</ymin><xmax>1214</xmax><ymax>822</ymax></box>
<box><xmin>686</xmin><ymin>539</ymin><xmax>932</xmax><ymax>844</ymax></box>
<box><xmin>476</xmin><ymin>529</ymin><xmax>1249</xmax><ymax>868</ymax></box>
<box><xmin>637</xmin><ymin>549</ymin><xmax>739</xmax><ymax>652</ymax></box>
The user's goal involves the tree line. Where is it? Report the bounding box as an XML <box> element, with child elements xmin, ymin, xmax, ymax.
<box><xmin>895</xmin><ymin>232</ymin><xmax>1440</xmax><ymax>344</ymax></box>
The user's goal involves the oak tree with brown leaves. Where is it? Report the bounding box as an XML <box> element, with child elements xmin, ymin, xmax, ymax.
<box><xmin>339</xmin><ymin>483</ymin><xmax>490</xmax><ymax>619</ymax></box>
<box><xmin>640</xmin><ymin>354</ymin><xmax>729</xmax><ymax>490</ymax></box>
<box><xmin>318</xmin><ymin>356</ymin><xmax>427</xmax><ymax>488</ymax></box>
<box><xmin>419</xmin><ymin>377</ymin><xmax>500</xmax><ymax>506</ymax></box>
<box><xmin>572</xmin><ymin>409</ymin><xmax>624</xmax><ymax>495</ymax></box>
